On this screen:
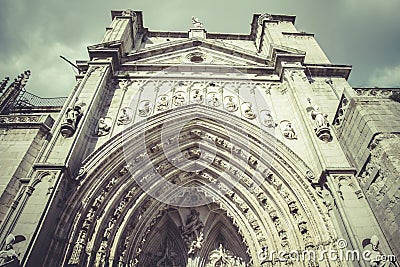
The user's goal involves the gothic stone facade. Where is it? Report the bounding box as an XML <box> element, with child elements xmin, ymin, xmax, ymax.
<box><xmin>0</xmin><ymin>10</ymin><xmax>399</xmax><ymax>267</ymax></box>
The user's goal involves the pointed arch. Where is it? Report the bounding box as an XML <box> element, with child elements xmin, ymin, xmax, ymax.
<box><xmin>48</xmin><ymin>105</ymin><xmax>338</xmax><ymax>267</ymax></box>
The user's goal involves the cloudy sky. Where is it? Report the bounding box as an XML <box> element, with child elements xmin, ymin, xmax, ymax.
<box><xmin>1</xmin><ymin>0</ymin><xmax>399</xmax><ymax>97</ymax></box>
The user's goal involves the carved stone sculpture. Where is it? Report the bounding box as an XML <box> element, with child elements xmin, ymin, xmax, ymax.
<box><xmin>224</xmin><ymin>96</ymin><xmax>238</xmax><ymax>112</ymax></box>
<box><xmin>207</xmin><ymin>92</ymin><xmax>221</xmax><ymax>107</ymax></box>
<box><xmin>173</xmin><ymin>91</ymin><xmax>186</xmax><ymax>106</ymax></box>
<box><xmin>122</xmin><ymin>9</ymin><xmax>135</xmax><ymax>17</ymax></box>
<box><xmin>205</xmin><ymin>244</ymin><xmax>246</xmax><ymax>267</ymax></box>
<box><xmin>181</xmin><ymin>208</ymin><xmax>204</xmax><ymax>255</ymax></box>
<box><xmin>97</xmin><ymin>117</ymin><xmax>112</xmax><ymax>137</ymax></box>
<box><xmin>138</xmin><ymin>100</ymin><xmax>152</xmax><ymax>117</ymax></box>
<box><xmin>362</xmin><ymin>235</ymin><xmax>393</xmax><ymax>267</ymax></box>
<box><xmin>241</xmin><ymin>102</ymin><xmax>256</xmax><ymax>119</ymax></box>
<box><xmin>156</xmin><ymin>95</ymin><xmax>170</xmax><ymax>111</ymax></box>
<box><xmin>280</xmin><ymin>121</ymin><xmax>297</xmax><ymax>140</ymax></box>
<box><xmin>0</xmin><ymin>234</ymin><xmax>25</xmax><ymax>266</ymax></box>
<box><xmin>191</xmin><ymin>16</ymin><xmax>204</xmax><ymax>28</ymax></box>
<box><xmin>61</xmin><ymin>104</ymin><xmax>83</xmax><ymax>138</ymax></box>
<box><xmin>310</xmin><ymin>104</ymin><xmax>332</xmax><ymax>142</ymax></box>
<box><xmin>117</xmin><ymin>107</ymin><xmax>132</xmax><ymax>125</ymax></box>
<box><xmin>191</xmin><ymin>89</ymin><xmax>204</xmax><ymax>104</ymax></box>
<box><xmin>261</xmin><ymin>110</ymin><xmax>277</xmax><ymax>128</ymax></box>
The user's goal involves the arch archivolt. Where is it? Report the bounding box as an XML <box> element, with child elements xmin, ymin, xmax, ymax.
<box><xmin>54</xmin><ymin>106</ymin><xmax>339</xmax><ymax>266</ymax></box>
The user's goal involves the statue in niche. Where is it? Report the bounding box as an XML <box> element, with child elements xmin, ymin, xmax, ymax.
<box><xmin>191</xmin><ymin>89</ymin><xmax>204</xmax><ymax>104</ymax></box>
<box><xmin>180</xmin><ymin>208</ymin><xmax>204</xmax><ymax>255</ymax></box>
<box><xmin>0</xmin><ymin>234</ymin><xmax>25</xmax><ymax>266</ymax></box>
<box><xmin>280</xmin><ymin>120</ymin><xmax>297</xmax><ymax>140</ymax></box>
<box><xmin>241</xmin><ymin>102</ymin><xmax>256</xmax><ymax>119</ymax></box>
<box><xmin>260</xmin><ymin>110</ymin><xmax>277</xmax><ymax>128</ymax></box>
<box><xmin>191</xmin><ymin>16</ymin><xmax>204</xmax><ymax>28</ymax></box>
<box><xmin>138</xmin><ymin>100</ymin><xmax>152</xmax><ymax>117</ymax></box>
<box><xmin>207</xmin><ymin>92</ymin><xmax>221</xmax><ymax>107</ymax></box>
<box><xmin>173</xmin><ymin>91</ymin><xmax>186</xmax><ymax>106</ymax></box>
<box><xmin>308</xmin><ymin>99</ymin><xmax>332</xmax><ymax>142</ymax></box>
<box><xmin>311</xmin><ymin>105</ymin><xmax>329</xmax><ymax>128</ymax></box>
<box><xmin>156</xmin><ymin>95</ymin><xmax>170</xmax><ymax>111</ymax></box>
<box><xmin>362</xmin><ymin>235</ymin><xmax>393</xmax><ymax>267</ymax></box>
<box><xmin>61</xmin><ymin>104</ymin><xmax>84</xmax><ymax>138</ymax></box>
<box><xmin>224</xmin><ymin>96</ymin><xmax>238</xmax><ymax>112</ymax></box>
<box><xmin>97</xmin><ymin>117</ymin><xmax>112</xmax><ymax>137</ymax></box>
<box><xmin>117</xmin><ymin>107</ymin><xmax>132</xmax><ymax>125</ymax></box>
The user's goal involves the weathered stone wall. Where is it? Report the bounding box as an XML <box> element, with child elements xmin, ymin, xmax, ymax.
<box><xmin>334</xmin><ymin>89</ymin><xmax>400</xmax><ymax>258</ymax></box>
<box><xmin>0</xmin><ymin>115</ymin><xmax>54</xmax><ymax>224</ymax></box>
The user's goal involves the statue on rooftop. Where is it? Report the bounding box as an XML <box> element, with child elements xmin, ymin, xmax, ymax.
<box><xmin>191</xmin><ymin>16</ymin><xmax>204</xmax><ymax>28</ymax></box>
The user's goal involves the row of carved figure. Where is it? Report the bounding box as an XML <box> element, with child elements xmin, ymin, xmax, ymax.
<box><xmin>61</xmin><ymin>103</ymin><xmax>331</xmax><ymax>144</ymax></box>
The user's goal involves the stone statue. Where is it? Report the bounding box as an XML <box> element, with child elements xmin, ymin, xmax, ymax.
<box><xmin>309</xmin><ymin>103</ymin><xmax>332</xmax><ymax>142</ymax></box>
<box><xmin>224</xmin><ymin>96</ymin><xmax>238</xmax><ymax>112</ymax></box>
<box><xmin>281</xmin><ymin>122</ymin><xmax>297</xmax><ymax>140</ymax></box>
<box><xmin>363</xmin><ymin>235</ymin><xmax>393</xmax><ymax>267</ymax></box>
<box><xmin>261</xmin><ymin>110</ymin><xmax>277</xmax><ymax>128</ymax></box>
<box><xmin>61</xmin><ymin>104</ymin><xmax>83</xmax><ymax>138</ymax></box>
<box><xmin>156</xmin><ymin>95</ymin><xmax>169</xmax><ymax>111</ymax></box>
<box><xmin>117</xmin><ymin>108</ymin><xmax>132</xmax><ymax>125</ymax></box>
<box><xmin>181</xmin><ymin>208</ymin><xmax>204</xmax><ymax>255</ymax></box>
<box><xmin>242</xmin><ymin>102</ymin><xmax>256</xmax><ymax>119</ymax></box>
<box><xmin>97</xmin><ymin>117</ymin><xmax>111</xmax><ymax>136</ymax></box>
<box><xmin>138</xmin><ymin>100</ymin><xmax>152</xmax><ymax>117</ymax></box>
<box><xmin>207</xmin><ymin>92</ymin><xmax>221</xmax><ymax>107</ymax></box>
<box><xmin>191</xmin><ymin>16</ymin><xmax>204</xmax><ymax>28</ymax></box>
<box><xmin>173</xmin><ymin>91</ymin><xmax>186</xmax><ymax>106</ymax></box>
<box><xmin>311</xmin><ymin>105</ymin><xmax>329</xmax><ymax>129</ymax></box>
<box><xmin>205</xmin><ymin>244</ymin><xmax>246</xmax><ymax>267</ymax></box>
<box><xmin>191</xmin><ymin>89</ymin><xmax>204</xmax><ymax>103</ymax></box>
<box><xmin>0</xmin><ymin>234</ymin><xmax>24</xmax><ymax>266</ymax></box>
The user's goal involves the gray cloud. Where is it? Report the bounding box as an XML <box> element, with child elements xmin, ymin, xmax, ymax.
<box><xmin>0</xmin><ymin>0</ymin><xmax>399</xmax><ymax>97</ymax></box>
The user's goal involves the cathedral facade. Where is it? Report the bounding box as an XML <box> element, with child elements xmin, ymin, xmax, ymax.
<box><xmin>0</xmin><ymin>10</ymin><xmax>399</xmax><ymax>267</ymax></box>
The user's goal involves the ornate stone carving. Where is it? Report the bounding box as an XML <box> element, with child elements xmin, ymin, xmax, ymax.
<box><xmin>180</xmin><ymin>208</ymin><xmax>204</xmax><ymax>255</ymax></box>
<box><xmin>241</xmin><ymin>102</ymin><xmax>256</xmax><ymax>119</ymax></box>
<box><xmin>97</xmin><ymin>117</ymin><xmax>112</xmax><ymax>136</ymax></box>
<box><xmin>156</xmin><ymin>95</ymin><xmax>170</xmax><ymax>111</ymax></box>
<box><xmin>280</xmin><ymin>120</ymin><xmax>297</xmax><ymax>140</ymax></box>
<box><xmin>0</xmin><ymin>234</ymin><xmax>25</xmax><ymax>266</ymax></box>
<box><xmin>205</xmin><ymin>244</ymin><xmax>246</xmax><ymax>267</ymax></box>
<box><xmin>260</xmin><ymin>110</ymin><xmax>277</xmax><ymax>128</ymax></box>
<box><xmin>191</xmin><ymin>16</ymin><xmax>204</xmax><ymax>28</ymax></box>
<box><xmin>355</xmin><ymin>88</ymin><xmax>398</xmax><ymax>97</ymax></box>
<box><xmin>117</xmin><ymin>107</ymin><xmax>133</xmax><ymax>125</ymax></box>
<box><xmin>173</xmin><ymin>91</ymin><xmax>186</xmax><ymax>106</ymax></box>
<box><xmin>224</xmin><ymin>96</ymin><xmax>238</xmax><ymax>112</ymax></box>
<box><xmin>362</xmin><ymin>235</ymin><xmax>393</xmax><ymax>267</ymax></box>
<box><xmin>207</xmin><ymin>92</ymin><xmax>221</xmax><ymax>107</ymax></box>
<box><xmin>191</xmin><ymin>89</ymin><xmax>204</xmax><ymax>104</ymax></box>
<box><xmin>138</xmin><ymin>100</ymin><xmax>152</xmax><ymax>117</ymax></box>
<box><xmin>308</xmin><ymin>100</ymin><xmax>332</xmax><ymax>142</ymax></box>
<box><xmin>122</xmin><ymin>9</ymin><xmax>135</xmax><ymax>17</ymax></box>
<box><xmin>258</xmin><ymin>13</ymin><xmax>274</xmax><ymax>25</ymax></box>
<box><xmin>68</xmin><ymin>231</ymin><xmax>86</xmax><ymax>265</ymax></box>
<box><xmin>61</xmin><ymin>103</ymin><xmax>84</xmax><ymax>138</ymax></box>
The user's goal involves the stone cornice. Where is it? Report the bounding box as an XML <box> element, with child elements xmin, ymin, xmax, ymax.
<box><xmin>0</xmin><ymin>114</ymin><xmax>54</xmax><ymax>132</ymax></box>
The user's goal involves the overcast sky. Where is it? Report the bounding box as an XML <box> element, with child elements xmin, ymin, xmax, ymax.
<box><xmin>1</xmin><ymin>0</ymin><xmax>399</xmax><ymax>97</ymax></box>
